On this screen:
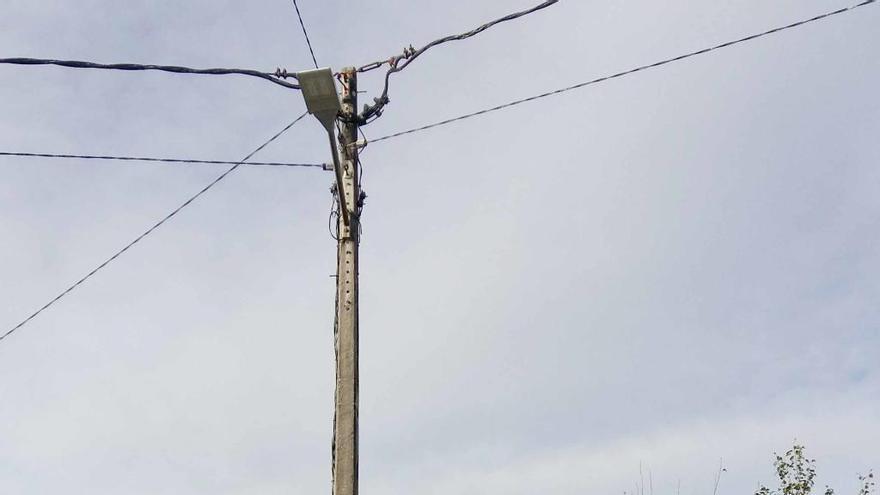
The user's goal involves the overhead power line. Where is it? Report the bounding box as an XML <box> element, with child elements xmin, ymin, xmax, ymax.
<box><xmin>0</xmin><ymin>151</ymin><xmax>324</xmax><ymax>169</ymax></box>
<box><xmin>291</xmin><ymin>0</ymin><xmax>320</xmax><ymax>69</ymax></box>
<box><xmin>0</xmin><ymin>57</ymin><xmax>301</xmax><ymax>90</ymax></box>
<box><xmin>0</xmin><ymin>112</ymin><xmax>309</xmax><ymax>343</ymax></box>
<box><xmin>357</xmin><ymin>0</ymin><xmax>559</xmax><ymax>123</ymax></box>
<box><xmin>371</xmin><ymin>0</ymin><xmax>876</xmax><ymax>143</ymax></box>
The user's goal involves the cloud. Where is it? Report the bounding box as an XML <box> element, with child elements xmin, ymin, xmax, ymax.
<box><xmin>365</xmin><ymin>381</ymin><xmax>880</xmax><ymax>495</ymax></box>
<box><xmin>1</xmin><ymin>0</ymin><xmax>878</xmax><ymax>493</ymax></box>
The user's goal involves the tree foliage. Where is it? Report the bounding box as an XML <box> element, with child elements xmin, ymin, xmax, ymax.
<box><xmin>756</xmin><ymin>444</ymin><xmax>873</xmax><ymax>495</ymax></box>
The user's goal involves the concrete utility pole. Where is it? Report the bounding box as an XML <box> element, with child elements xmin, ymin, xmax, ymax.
<box><xmin>332</xmin><ymin>66</ymin><xmax>360</xmax><ymax>495</ymax></box>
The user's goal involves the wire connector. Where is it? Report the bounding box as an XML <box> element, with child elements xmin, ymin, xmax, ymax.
<box><xmin>347</xmin><ymin>139</ymin><xmax>368</xmax><ymax>151</ymax></box>
<box><xmin>274</xmin><ymin>67</ymin><xmax>296</xmax><ymax>79</ymax></box>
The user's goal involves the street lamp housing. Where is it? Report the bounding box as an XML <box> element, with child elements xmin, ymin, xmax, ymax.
<box><xmin>298</xmin><ymin>68</ymin><xmax>341</xmax><ymax>132</ymax></box>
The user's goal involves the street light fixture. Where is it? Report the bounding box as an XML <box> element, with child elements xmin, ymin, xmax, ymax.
<box><xmin>298</xmin><ymin>68</ymin><xmax>349</xmax><ymax>224</ymax></box>
<box><xmin>298</xmin><ymin>68</ymin><xmax>341</xmax><ymax>132</ymax></box>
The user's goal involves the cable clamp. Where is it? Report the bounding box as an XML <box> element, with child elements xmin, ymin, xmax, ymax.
<box><xmin>344</xmin><ymin>139</ymin><xmax>368</xmax><ymax>151</ymax></box>
<box><xmin>357</xmin><ymin>61</ymin><xmax>384</xmax><ymax>73</ymax></box>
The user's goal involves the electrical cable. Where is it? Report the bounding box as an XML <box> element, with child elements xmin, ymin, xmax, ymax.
<box><xmin>286</xmin><ymin>9</ymin><xmax>334</xmax><ymax>485</ymax></box>
<box><xmin>291</xmin><ymin>0</ymin><xmax>320</xmax><ymax>69</ymax></box>
<box><xmin>0</xmin><ymin>57</ymin><xmax>301</xmax><ymax>90</ymax></box>
<box><xmin>0</xmin><ymin>151</ymin><xmax>323</xmax><ymax>169</ymax></box>
<box><xmin>371</xmin><ymin>0</ymin><xmax>876</xmax><ymax>144</ymax></box>
<box><xmin>357</xmin><ymin>0</ymin><xmax>559</xmax><ymax>123</ymax></box>
<box><xmin>0</xmin><ymin>112</ymin><xmax>309</xmax><ymax>343</ymax></box>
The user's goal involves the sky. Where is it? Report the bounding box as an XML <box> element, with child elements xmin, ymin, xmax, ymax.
<box><xmin>0</xmin><ymin>0</ymin><xmax>878</xmax><ymax>494</ymax></box>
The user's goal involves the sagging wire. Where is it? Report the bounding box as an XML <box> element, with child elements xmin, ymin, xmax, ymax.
<box><xmin>0</xmin><ymin>57</ymin><xmax>302</xmax><ymax>90</ymax></box>
<box><xmin>356</xmin><ymin>155</ymin><xmax>366</xmax><ymax>242</ymax></box>
<box><xmin>1</xmin><ymin>113</ymin><xmax>309</xmax><ymax>343</ymax></box>
<box><xmin>328</xmin><ymin>183</ymin><xmax>341</xmax><ymax>242</ymax></box>
<box><xmin>352</xmin><ymin>0</ymin><xmax>560</xmax><ymax>124</ymax></box>
<box><xmin>369</xmin><ymin>0</ymin><xmax>878</xmax><ymax>143</ymax></box>
<box><xmin>0</xmin><ymin>151</ymin><xmax>324</xmax><ymax>168</ymax></box>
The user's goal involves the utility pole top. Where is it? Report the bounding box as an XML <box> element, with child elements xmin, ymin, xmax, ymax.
<box><xmin>299</xmin><ymin>67</ymin><xmax>352</xmax><ymax>226</ymax></box>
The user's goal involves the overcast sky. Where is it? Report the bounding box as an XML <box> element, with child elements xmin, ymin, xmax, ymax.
<box><xmin>1</xmin><ymin>1</ymin><xmax>878</xmax><ymax>494</ymax></box>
